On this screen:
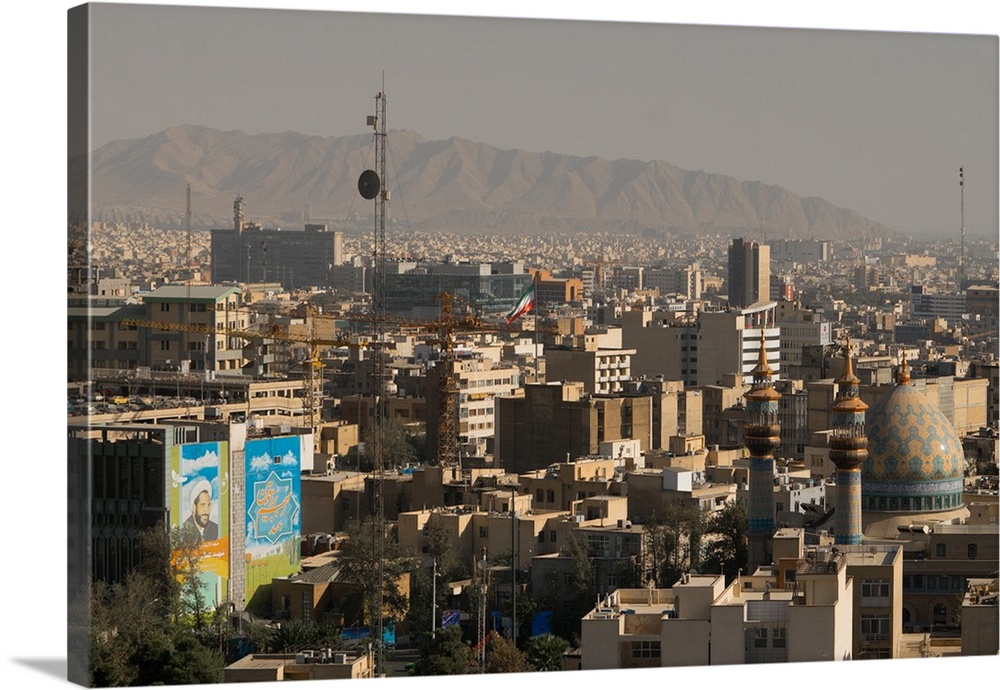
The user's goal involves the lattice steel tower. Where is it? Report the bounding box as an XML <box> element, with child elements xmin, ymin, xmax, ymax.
<box><xmin>359</xmin><ymin>88</ymin><xmax>389</xmax><ymax>675</ymax></box>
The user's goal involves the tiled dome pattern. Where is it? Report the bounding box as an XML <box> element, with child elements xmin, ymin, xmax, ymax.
<box><xmin>863</xmin><ymin>384</ymin><xmax>964</xmax><ymax>511</ymax></box>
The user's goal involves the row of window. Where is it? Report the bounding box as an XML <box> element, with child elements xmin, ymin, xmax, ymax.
<box><xmin>752</xmin><ymin>626</ymin><xmax>787</xmax><ymax>648</ymax></box>
<box><xmin>933</xmin><ymin>543</ymin><xmax>978</xmax><ymax>559</ymax></box>
<box><xmin>902</xmin><ymin>574</ymin><xmax>968</xmax><ymax>593</ymax></box>
<box><xmin>863</xmin><ymin>494</ymin><xmax>959</xmax><ymax>512</ymax></box>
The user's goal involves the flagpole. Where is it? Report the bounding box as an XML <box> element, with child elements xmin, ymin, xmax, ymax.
<box><xmin>532</xmin><ymin>273</ymin><xmax>539</xmax><ymax>383</ymax></box>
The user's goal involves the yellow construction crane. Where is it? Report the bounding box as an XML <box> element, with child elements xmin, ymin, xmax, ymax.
<box><xmin>120</xmin><ymin>311</ymin><xmax>368</xmax><ymax>433</ymax></box>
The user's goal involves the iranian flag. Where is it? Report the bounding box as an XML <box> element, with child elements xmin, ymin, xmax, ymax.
<box><xmin>505</xmin><ymin>279</ymin><xmax>536</xmax><ymax>325</ymax></box>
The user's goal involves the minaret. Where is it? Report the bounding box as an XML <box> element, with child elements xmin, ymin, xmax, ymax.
<box><xmin>745</xmin><ymin>331</ymin><xmax>781</xmax><ymax>571</ymax></box>
<box><xmin>830</xmin><ymin>336</ymin><xmax>868</xmax><ymax>545</ymax></box>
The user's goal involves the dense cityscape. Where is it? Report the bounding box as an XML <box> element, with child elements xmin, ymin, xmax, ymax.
<box><xmin>69</xmin><ymin>192</ymin><xmax>999</xmax><ymax>684</ymax></box>
<box><xmin>60</xmin><ymin>5</ymin><xmax>999</xmax><ymax>688</ymax></box>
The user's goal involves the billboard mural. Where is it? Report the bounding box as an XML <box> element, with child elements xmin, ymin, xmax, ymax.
<box><xmin>171</xmin><ymin>441</ymin><xmax>229</xmax><ymax>610</ymax></box>
<box><xmin>244</xmin><ymin>436</ymin><xmax>302</xmax><ymax>610</ymax></box>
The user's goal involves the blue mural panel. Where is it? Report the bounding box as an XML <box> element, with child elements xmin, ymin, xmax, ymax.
<box><xmin>244</xmin><ymin>437</ymin><xmax>303</xmax><ymax>601</ymax></box>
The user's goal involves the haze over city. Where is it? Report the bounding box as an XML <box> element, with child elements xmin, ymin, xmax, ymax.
<box><xmin>6</xmin><ymin>3</ymin><xmax>1000</xmax><ymax>690</ymax></box>
<box><xmin>82</xmin><ymin>2</ymin><xmax>998</xmax><ymax>241</ymax></box>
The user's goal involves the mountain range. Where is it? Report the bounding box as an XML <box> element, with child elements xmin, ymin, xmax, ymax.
<box><xmin>80</xmin><ymin>124</ymin><xmax>896</xmax><ymax>239</ymax></box>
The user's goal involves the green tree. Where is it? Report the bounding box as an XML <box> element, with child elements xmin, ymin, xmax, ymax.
<box><xmin>88</xmin><ymin>524</ymin><xmax>251</xmax><ymax>685</ymax></box>
<box><xmin>171</xmin><ymin>524</ymin><xmax>209</xmax><ymax>628</ymax></box>
<box><xmin>342</xmin><ymin>421</ymin><xmax>421</xmax><ymax>471</ymax></box>
<box><xmin>335</xmin><ymin>517</ymin><xmax>411</xmax><ymax>629</ymax></box>
<box><xmin>414</xmin><ymin>625</ymin><xmax>477</xmax><ymax>676</ymax></box>
<box><xmin>486</xmin><ymin>631</ymin><xmax>534</xmax><ymax>673</ymax></box>
<box><xmin>537</xmin><ymin>535</ymin><xmax>596</xmax><ymax>643</ymax></box>
<box><xmin>700</xmin><ymin>501</ymin><xmax>748</xmax><ymax>583</ymax></box>
<box><xmin>643</xmin><ymin>503</ymin><xmax>704</xmax><ymax>587</ymax></box>
<box><xmin>406</xmin><ymin>520</ymin><xmax>467</xmax><ymax>646</ymax></box>
<box><xmin>266</xmin><ymin>619</ymin><xmax>344</xmax><ymax>653</ymax></box>
<box><xmin>524</xmin><ymin>633</ymin><xmax>570</xmax><ymax>671</ymax></box>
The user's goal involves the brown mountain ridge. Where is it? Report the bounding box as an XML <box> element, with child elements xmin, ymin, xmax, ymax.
<box><xmin>81</xmin><ymin>124</ymin><xmax>895</xmax><ymax>238</ymax></box>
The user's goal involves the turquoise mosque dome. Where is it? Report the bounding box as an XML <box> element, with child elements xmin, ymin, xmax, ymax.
<box><xmin>862</xmin><ymin>367</ymin><xmax>965</xmax><ymax>514</ymax></box>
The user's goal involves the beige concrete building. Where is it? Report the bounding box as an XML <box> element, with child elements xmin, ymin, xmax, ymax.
<box><xmin>495</xmin><ymin>382</ymin><xmax>653</xmax><ymax>474</ymax></box>
<box><xmin>960</xmin><ymin>578</ymin><xmax>999</xmax><ymax>656</ymax></box>
<box><xmin>580</xmin><ymin>546</ymin><xmax>857</xmax><ymax>670</ymax></box>
<box><xmin>697</xmin><ymin>302</ymin><xmax>780</xmax><ymax>387</ymax></box>
<box><xmin>807</xmin><ymin>375</ymin><xmax>988</xmax><ymax>438</ymax></box>
<box><xmin>519</xmin><ymin>458</ymin><xmax>618</xmax><ymax>512</ymax></box>
<box><xmin>224</xmin><ymin>650</ymin><xmax>374</xmax><ymax>682</ymax></box>
<box><xmin>619</xmin><ymin>309</ymin><xmax>698</xmax><ymax>386</ymax></box>
<box><xmin>425</xmin><ymin>354</ymin><xmax>520</xmax><ymax>462</ymax></box>
<box><xmin>300</xmin><ymin>471</ymin><xmax>367</xmax><ymax>535</ymax></box>
<box><xmin>623</xmin><ymin>467</ymin><xmax>734</xmax><ymax>522</ymax></box>
<box><xmin>545</xmin><ymin>336</ymin><xmax>636</xmax><ymax>395</ymax></box>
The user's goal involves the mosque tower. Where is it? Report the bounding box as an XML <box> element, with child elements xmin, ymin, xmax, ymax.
<box><xmin>745</xmin><ymin>331</ymin><xmax>781</xmax><ymax>571</ymax></box>
<box><xmin>830</xmin><ymin>336</ymin><xmax>868</xmax><ymax>545</ymax></box>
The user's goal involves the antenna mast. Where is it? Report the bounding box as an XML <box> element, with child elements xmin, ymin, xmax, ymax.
<box><xmin>371</xmin><ymin>85</ymin><xmax>389</xmax><ymax>676</ymax></box>
<box><xmin>185</xmin><ymin>183</ymin><xmax>192</xmax><ymax>268</ymax></box>
<box><xmin>959</xmin><ymin>166</ymin><xmax>965</xmax><ymax>290</ymax></box>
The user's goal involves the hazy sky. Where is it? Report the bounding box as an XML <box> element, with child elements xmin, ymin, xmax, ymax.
<box><xmin>83</xmin><ymin>2</ymin><xmax>998</xmax><ymax>240</ymax></box>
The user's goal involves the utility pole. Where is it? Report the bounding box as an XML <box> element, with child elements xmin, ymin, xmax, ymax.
<box><xmin>431</xmin><ymin>557</ymin><xmax>437</xmax><ymax>639</ymax></box>
<box><xmin>510</xmin><ymin>482</ymin><xmax>517</xmax><ymax>647</ymax></box>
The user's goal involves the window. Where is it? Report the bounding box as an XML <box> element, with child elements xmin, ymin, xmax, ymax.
<box><xmin>547</xmin><ymin>489</ymin><xmax>555</xmax><ymax>503</ymax></box>
<box><xmin>861</xmin><ymin>579</ymin><xmax>890</xmax><ymax>598</ymax></box>
<box><xmin>968</xmin><ymin>543</ymin><xmax>978</xmax><ymax>559</ymax></box>
<box><xmin>535</xmin><ymin>489</ymin><xmax>544</xmax><ymax>503</ymax></box>
<box><xmin>630</xmin><ymin>641</ymin><xmax>660</xmax><ymax>659</ymax></box>
<box><xmin>772</xmin><ymin>627</ymin><xmax>786</xmax><ymax>648</ymax></box>
<box><xmin>160</xmin><ymin>340</ymin><xmax>170</xmax><ymax>351</ymax></box>
<box><xmin>479</xmin><ymin>527</ymin><xmax>488</xmax><ymax>538</ymax></box>
<box><xmin>160</xmin><ymin>302</ymin><xmax>170</xmax><ymax>312</ymax></box>
<box><xmin>538</xmin><ymin>531</ymin><xmax>545</xmax><ymax>543</ymax></box>
<box><xmin>753</xmin><ymin>628</ymin><xmax>768</xmax><ymax>648</ymax></box>
<box><xmin>936</xmin><ymin>543</ymin><xmax>946</xmax><ymax>558</ymax></box>
<box><xmin>860</xmin><ymin>615</ymin><xmax>890</xmax><ymax>642</ymax></box>
<box><xmin>550</xmin><ymin>530</ymin><xmax>557</xmax><ymax>542</ymax></box>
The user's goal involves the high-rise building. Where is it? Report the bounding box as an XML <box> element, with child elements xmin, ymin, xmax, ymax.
<box><xmin>210</xmin><ymin>195</ymin><xmax>345</xmax><ymax>289</ymax></box>
<box><xmin>697</xmin><ymin>302</ymin><xmax>780</xmax><ymax>387</ymax></box>
<box><xmin>728</xmin><ymin>238</ymin><xmax>770</xmax><ymax>308</ymax></box>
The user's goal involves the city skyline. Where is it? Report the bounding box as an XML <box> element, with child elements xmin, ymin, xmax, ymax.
<box><xmin>8</xmin><ymin>2</ymin><xmax>999</xmax><ymax>690</ymax></box>
<box><xmin>81</xmin><ymin>2</ymin><xmax>998</xmax><ymax>241</ymax></box>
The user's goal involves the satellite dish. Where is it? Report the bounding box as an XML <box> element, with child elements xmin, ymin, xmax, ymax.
<box><xmin>357</xmin><ymin>169</ymin><xmax>380</xmax><ymax>200</ymax></box>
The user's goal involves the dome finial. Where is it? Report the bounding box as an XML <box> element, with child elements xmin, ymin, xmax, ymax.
<box><xmin>753</xmin><ymin>329</ymin><xmax>772</xmax><ymax>376</ymax></box>
<box><xmin>897</xmin><ymin>351</ymin><xmax>910</xmax><ymax>385</ymax></box>
<box><xmin>840</xmin><ymin>335</ymin><xmax>857</xmax><ymax>383</ymax></box>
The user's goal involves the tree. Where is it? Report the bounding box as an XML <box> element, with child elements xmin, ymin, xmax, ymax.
<box><xmin>537</xmin><ymin>535</ymin><xmax>597</xmax><ymax>642</ymax></box>
<box><xmin>335</xmin><ymin>517</ymin><xmax>411</xmax><ymax>629</ymax></box>
<box><xmin>406</xmin><ymin>520</ymin><xmax>466</xmax><ymax>646</ymax></box>
<box><xmin>524</xmin><ymin>633</ymin><xmax>570</xmax><ymax>671</ymax></box>
<box><xmin>266</xmin><ymin>619</ymin><xmax>344</xmax><ymax>653</ymax></box>
<box><xmin>171</xmin><ymin>524</ymin><xmax>210</xmax><ymax>628</ymax></box>
<box><xmin>342</xmin><ymin>421</ymin><xmax>421</xmax><ymax>471</ymax></box>
<box><xmin>700</xmin><ymin>501</ymin><xmax>748</xmax><ymax>583</ymax></box>
<box><xmin>643</xmin><ymin>502</ymin><xmax>704</xmax><ymax>587</ymax></box>
<box><xmin>485</xmin><ymin>631</ymin><xmax>534</xmax><ymax>673</ymax></box>
<box><xmin>89</xmin><ymin>524</ymin><xmax>225</xmax><ymax>687</ymax></box>
<box><xmin>413</xmin><ymin>625</ymin><xmax>477</xmax><ymax>676</ymax></box>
